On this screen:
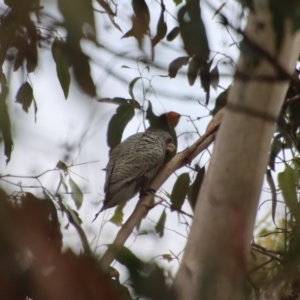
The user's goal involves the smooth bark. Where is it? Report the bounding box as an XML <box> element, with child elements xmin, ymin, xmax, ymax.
<box><xmin>173</xmin><ymin>6</ymin><xmax>300</xmax><ymax>300</ymax></box>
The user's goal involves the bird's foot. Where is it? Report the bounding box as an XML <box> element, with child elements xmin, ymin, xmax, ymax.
<box><xmin>140</xmin><ymin>188</ymin><xmax>156</xmax><ymax>198</ymax></box>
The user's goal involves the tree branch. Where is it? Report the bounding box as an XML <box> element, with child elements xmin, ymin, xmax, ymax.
<box><xmin>100</xmin><ymin>117</ymin><xmax>222</xmax><ymax>271</ymax></box>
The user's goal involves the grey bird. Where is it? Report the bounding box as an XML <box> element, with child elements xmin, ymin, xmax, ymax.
<box><xmin>100</xmin><ymin>129</ymin><xmax>176</xmax><ymax>212</ymax></box>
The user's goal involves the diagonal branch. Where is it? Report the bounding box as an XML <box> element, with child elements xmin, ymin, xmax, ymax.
<box><xmin>100</xmin><ymin>111</ymin><xmax>223</xmax><ymax>270</ymax></box>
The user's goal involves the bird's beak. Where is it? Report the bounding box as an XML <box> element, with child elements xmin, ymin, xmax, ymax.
<box><xmin>166</xmin><ymin>143</ymin><xmax>176</xmax><ymax>153</ymax></box>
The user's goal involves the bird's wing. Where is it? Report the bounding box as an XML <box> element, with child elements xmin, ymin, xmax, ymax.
<box><xmin>111</xmin><ymin>133</ymin><xmax>165</xmax><ymax>184</ymax></box>
<box><xmin>104</xmin><ymin>145</ymin><xmax>120</xmax><ymax>192</ymax></box>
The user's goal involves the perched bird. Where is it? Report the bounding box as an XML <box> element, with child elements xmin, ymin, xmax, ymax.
<box><xmin>100</xmin><ymin>129</ymin><xmax>176</xmax><ymax>212</ymax></box>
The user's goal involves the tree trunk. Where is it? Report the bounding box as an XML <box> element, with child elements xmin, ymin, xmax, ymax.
<box><xmin>173</xmin><ymin>4</ymin><xmax>300</xmax><ymax>300</ymax></box>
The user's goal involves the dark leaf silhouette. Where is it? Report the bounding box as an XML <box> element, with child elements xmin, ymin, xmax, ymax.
<box><xmin>128</xmin><ymin>77</ymin><xmax>141</xmax><ymax>99</ymax></box>
<box><xmin>56</xmin><ymin>160</ymin><xmax>68</xmax><ymax>173</ymax></box>
<box><xmin>52</xmin><ymin>38</ymin><xmax>71</xmax><ymax>99</ymax></box>
<box><xmin>13</xmin><ymin>49</ymin><xmax>25</xmax><ymax>72</ymax></box>
<box><xmin>15</xmin><ymin>82</ymin><xmax>33</xmax><ymax>113</ymax></box>
<box><xmin>110</xmin><ymin>202</ymin><xmax>126</xmax><ymax>226</ymax></box>
<box><xmin>266</xmin><ymin>169</ymin><xmax>277</xmax><ymax>225</ymax></box>
<box><xmin>57</xmin><ymin>0</ymin><xmax>97</xmax><ymax>97</ymax></box>
<box><xmin>152</xmin><ymin>1</ymin><xmax>167</xmax><ymax>47</ymax></box>
<box><xmin>96</xmin><ymin>0</ymin><xmax>123</xmax><ymax>32</ymax></box>
<box><xmin>187</xmin><ymin>57</ymin><xmax>201</xmax><ymax>86</ymax></box>
<box><xmin>178</xmin><ymin>4</ymin><xmax>209</xmax><ymax>62</ymax></box>
<box><xmin>166</xmin><ymin>26</ymin><xmax>180</xmax><ymax>41</ymax></box>
<box><xmin>0</xmin><ymin>74</ymin><xmax>13</xmax><ymax>165</ymax></box>
<box><xmin>72</xmin><ymin>49</ymin><xmax>97</xmax><ymax>97</ymax></box>
<box><xmin>200</xmin><ymin>60</ymin><xmax>212</xmax><ymax>105</ymax></box>
<box><xmin>122</xmin><ymin>0</ymin><xmax>150</xmax><ymax>48</ymax></box>
<box><xmin>23</xmin><ymin>17</ymin><xmax>38</xmax><ymax>73</ymax></box>
<box><xmin>155</xmin><ymin>209</ymin><xmax>167</xmax><ymax>237</ymax></box>
<box><xmin>97</xmin><ymin>97</ymin><xmax>140</xmax><ymax>107</ymax></box>
<box><xmin>168</xmin><ymin>56</ymin><xmax>189</xmax><ymax>78</ymax></box>
<box><xmin>269</xmin><ymin>133</ymin><xmax>283</xmax><ymax>171</ymax></box>
<box><xmin>210</xmin><ymin>64</ymin><xmax>219</xmax><ymax>91</ymax></box>
<box><xmin>58</xmin><ymin>0</ymin><xmax>96</xmax><ymax>40</ymax></box>
<box><xmin>211</xmin><ymin>86</ymin><xmax>230</xmax><ymax>115</ymax></box>
<box><xmin>114</xmin><ymin>246</ymin><xmax>172</xmax><ymax>299</ymax></box>
<box><xmin>188</xmin><ymin>165</ymin><xmax>205</xmax><ymax>211</ymax></box>
<box><xmin>278</xmin><ymin>165</ymin><xmax>300</xmax><ymax>223</ymax></box>
<box><xmin>69</xmin><ymin>176</ymin><xmax>84</xmax><ymax>209</ymax></box>
<box><xmin>107</xmin><ymin>104</ymin><xmax>135</xmax><ymax>151</ymax></box>
<box><xmin>171</xmin><ymin>173</ymin><xmax>190</xmax><ymax>211</ymax></box>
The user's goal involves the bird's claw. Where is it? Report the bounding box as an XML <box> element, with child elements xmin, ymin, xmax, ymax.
<box><xmin>140</xmin><ymin>188</ymin><xmax>156</xmax><ymax>198</ymax></box>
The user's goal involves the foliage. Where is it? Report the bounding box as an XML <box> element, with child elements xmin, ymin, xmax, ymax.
<box><xmin>0</xmin><ymin>0</ymin><xmax>300</xmax><ymax>299</ymax></box>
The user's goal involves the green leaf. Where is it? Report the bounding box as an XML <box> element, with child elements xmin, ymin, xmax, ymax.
<box><xmin>171</xmin><ymin>173</ymin><xmax>190</xmax><ymax>211</ymax></box>
<box><xmin>266</xmin><ymin>169</ymin><xmax>277</xmax><ymax>225</ymax></box>
<box><xmin>130</xmin><ymin>264</ymin><xmax>171</xmax><ymax>299</ymax></box>
<box><xmin>97</xmin><ymin>97</ymin><xmax>141</xmax><ymax>107</ymax></box>
<box><xmin>15</xmin><ymin>82</ymin><xmax>33</xmax><ymax>113</ymax></box>
<box><xmin>110</xmin><ymin>201</ymin><xmax>126</xmax><ymax>226</ymax></box>
<box><xmin>58</xmin><ymin>0</ymin><xmax>96</xmax><ymax>41</ymax></box>
<box><xmin>128</xmin><ymin>77</ymin><xmax>141</xmax><ymax>100</ymax></box>
<box><xmin>166</xmin><ymin>26</ymin><xmax>180</xmax><ymax>41</ymax></box>
<box><xmin>56</xmin><ymin>59</ymin><xmax>71</xmax><ymax>99</ymax></box>
<box><xmin>122</xmin><ymin>0</ymin><xmax>149</xmax><ymax>47</ymax></box>
<box><xmin>56</xmin><ymin>160</ymin><xmax>68</xmax><ymax>172</ymax></box>
<box><xmin>168</xmin><ymin>56</ymin><xmax>189</xmax><ymax>78</ymax></box>
<box><xmin>151</xmin><ymin>2</ymin><xmax>167</xmax><ymax>47</ymax></box>
<box><xmin>61</xmin><ymin>177</ymin><xmax>69</xmax><ymax>193</ymax></box>
<box><xmin>25</xmin><ymin>20</ymin><xmax>38</xmax><ymax>73</ymax></box>
<box><xmin>161</xmin><ymin>254</ymin><xmax>173</xmax><ymax>262</ymax></box>
<box><xmin>200</xmin><ymin>60</ymin><xmax>212</xmax><ymax>105</ymax></box>
<box><xmin>132</xmin><ymin>0</ymin><xmax>150</xmax><ymax>27</ymax></box>
<box><xmin>66</xmin><ymin>205</ymin><xmax>83</xmax><ymax>226</ymax></box>
<box><xmin>107</xmin><ymin>104</ymin><xmax>135</xmax><ymax>151</ymax></box>
<box><xmin>188</xmin><ymin>166</ymin><xmax>205</xmax><ymax>211</ymax></box>
<box><xmin>211</xmin><ymin>86</ymin><xmax>230</xmax><ymax>116</ymax></box>
<box><xmin>187</xmin><ymin>57</ymin><xmax>200</xmax><ymax>86</ymax></box>
<box><xmin>173</xmin><ymin>0</ymin><xmax>183</xmax><ymax>6</ymax></box>
<box><xmin>69</xmin><ymin>177</ymin><xmax>84</xmax><ymax>209</ymax></box>
<box><xmin>110</xmin><ymin>245</ymin><xmax>143</xmax><ymax>272</ymax></box>
<box><xmin>72</xmin><ymin>50</ymin><xmax>97</xmax><ymax>97</ymax></box>
<box><xmin>0</xmin><ymin>73</ymin><xmax>13</xmax><ymax>165</ymax></box>
<box><xmin>13</xmin><ymin>50</ymin><xmax>25</xmax><ymax>72</ymax></box>
<box><xmin>278</xmin><ymin>165</ymin><xmax>300</xmax><ymax>222</ymax></box>
<box><xmin>210</xmin><ymin>65</ymin><xmax>219</xmax><ymax>91</ymax></box>
<box><xmin>269</xmin><ymin>134</ymin><xmax>283</xmax><ymax>171</ymax></box>
<box><xmin>287</xmin><ymin>96</ymin><xmax>300</xmax><ymax>132</ymax></box>
<box><xmin>155</xmin><ymin>209</ymin><xmax>167</xmax><ymax>238</ymax></box>
<box><xmin>178</xmin><ymin>5</ymin><xmax>209</xmax><ymax>62</ymax></box>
